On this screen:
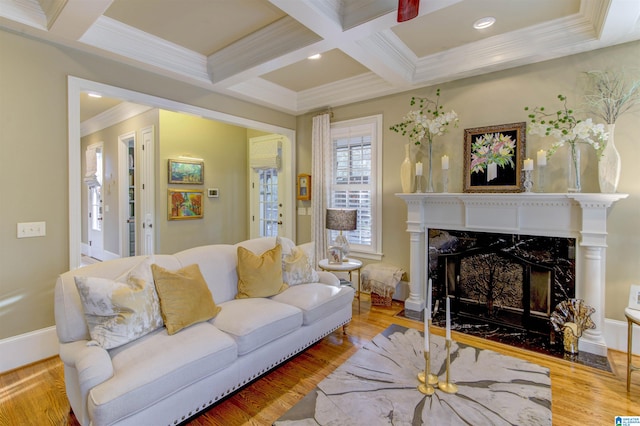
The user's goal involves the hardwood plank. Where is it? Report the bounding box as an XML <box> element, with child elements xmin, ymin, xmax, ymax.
<box><xmin>1</xmin><ymin>296</ymin><xmax>638</xmax><ymax>425</ymax></box>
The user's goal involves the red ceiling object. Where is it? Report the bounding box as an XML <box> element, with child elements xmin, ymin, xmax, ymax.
<box><xmin>397</xmin><ymin>0</ymin><xmax>420</xmax><ymax>22</ymax></box>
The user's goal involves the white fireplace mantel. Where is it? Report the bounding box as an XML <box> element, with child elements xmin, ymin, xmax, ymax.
<box><xmin>396</xmin><ymin>192</ymin><xmax>628</xmax><ymax>356</ymax></box>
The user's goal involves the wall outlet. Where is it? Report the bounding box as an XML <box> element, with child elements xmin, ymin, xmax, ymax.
<box><xmin>17</xmin><ymin>222</ymin><xmax>46</xmax><ymax>238</ymax></box>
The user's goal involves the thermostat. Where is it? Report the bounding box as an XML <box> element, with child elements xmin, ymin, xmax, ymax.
<box><xmin>207</xmin><ymin>188</ymin><xmax>219</xmax><ymax>198</ymax></box>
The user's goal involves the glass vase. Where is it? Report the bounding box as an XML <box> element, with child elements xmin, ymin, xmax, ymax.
<box><xmin>567</xmin><ymin>143</ymin><xmax>581</xmax><ymax>193</ymax></box>
<box><xmin>426</xmin><ymin>140</ymin><xmax>434</xmax><ymax>193</ymax></box>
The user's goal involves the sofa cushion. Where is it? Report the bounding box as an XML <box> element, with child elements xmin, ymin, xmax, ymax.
<box><xmin>212</xmin><ymin>298</ymin><xmax>302</xmax><ymax>355</ymax></box>
<box><xmin>151</xmin><ymin>263</ymin><xmax>222</xmax><ymax>335</ymax></box>
<box><xmin>236</xmin><ymin>244</ymin><xmax>288</xmax><ymax>298</ymax></box>
<box><xmin>88</xmin><ymin>323</ymin><xmax>237</xmax><ymax>425</ymax></box>
<box><xmin>270</xmin><ymin>284</ymin><xmax>355</xmax><ymax>325</ymax></box>
<box><xmin>74</xmin><ymin>259</ymin><xmax>163</xmax><ymax>349</ymax></box>
<box><xmin>281</xmin><ymin>245</ymin><xmax>319</xmax><ymax>286</ymax></box>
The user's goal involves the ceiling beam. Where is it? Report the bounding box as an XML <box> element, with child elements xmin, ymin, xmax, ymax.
<box><xmin>47</xmin><ymin>0</ymin><xmax>113</xmax><ymax>40</ymax></box>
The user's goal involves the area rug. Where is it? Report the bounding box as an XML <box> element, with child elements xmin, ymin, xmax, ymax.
<box><xmin>274</xmin><ymin>324</ymin><xmax>551</xmax><ymax>425</ymax></box>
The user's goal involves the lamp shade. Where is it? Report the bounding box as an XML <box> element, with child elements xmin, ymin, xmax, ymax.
<box><xmin>326</xmin><ymin>208</ymin><xmax>357</xmax><ymax>231</ymax></box>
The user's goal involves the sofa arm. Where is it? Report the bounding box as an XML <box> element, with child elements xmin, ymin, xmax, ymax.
<box><xmin>317</xmin><ymin>270</ymin><xmax>340</xmax><ymax>287</ymax></box>
<box><xmin>59</xmin><ymin>341</ymin><xmax>114</xmax><ymax>424</ymax></box>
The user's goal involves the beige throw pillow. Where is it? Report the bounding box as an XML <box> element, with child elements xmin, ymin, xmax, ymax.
<box><xmin>151</xmin><ymin>263</ymin><xmax>221</xmax><ymax>335</ymax></box>
<box><xmin>282</xmin><ymin>246</ymin><xmax>319</xmax><ymax>285</ymax></box>
<box><xmin>74</xmin><ymin>259</ymin><xmax>163</xmax><ymax>349</ymax></box>
<box><xmin>236</xmin><ymin>244</ymin><xmax>288</xmax><ymax>298</ymax></box>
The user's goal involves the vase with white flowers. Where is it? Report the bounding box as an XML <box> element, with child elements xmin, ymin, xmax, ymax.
<box><xmin>583</xmin><ymin>70</ymin><xmax>640</xmax><ymax>193</ymax></box>
<box><xmin>525</xmin><ymin>94</ymin><xmax>607</xmax><ymax>193</ymax></box>
<box><xmin>390</xmin><ymin>89</ymin><xmax>458</xmax><ymax>192</ymax></box>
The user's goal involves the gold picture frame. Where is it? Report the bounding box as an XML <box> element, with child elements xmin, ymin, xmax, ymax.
<box><xmin>168</xmin><ymin>189</ymin><xmax>203</xmax><ymax>220</ymax></box>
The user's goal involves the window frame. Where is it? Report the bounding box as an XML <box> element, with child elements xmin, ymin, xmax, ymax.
<box><xmin>329</xmin><ymin>114</ymin><xmax>383</xmax><ymax>260</ymax></box>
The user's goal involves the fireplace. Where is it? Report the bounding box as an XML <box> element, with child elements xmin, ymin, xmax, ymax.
<box><xmin>429</xmin><ymin>229</ymin><xmax>575</xmax><ymax>344</ymax></box>
<box><xmin>397</xmin><ymin>193</ymin><xmax>627</xmax><ymax>356</ymax></box>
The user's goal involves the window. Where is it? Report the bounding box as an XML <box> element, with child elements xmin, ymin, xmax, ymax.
<box><xmin>330</xmin><ymin>115</ymin><xmax>382</xmax><ymax>259</ymax></box>
<box><xmin>257</xmin><ymin>169</ymin><xmax>279</xmax><ymax>237</ymax></box>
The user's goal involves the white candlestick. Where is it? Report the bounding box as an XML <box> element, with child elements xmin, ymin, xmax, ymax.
<box><xmin>446</xmin><ymin>297</ymin><xmax>451</xmax><ymax>341</ymax></box>
<box><xmin>523</xmin><ymin>158</ymin><xmax>534</xmax><ymax>171</ymax></box>
<box><xmin>424</xmin><ymin>310</ymin><xmax>430</xmax><ymax>352</ymax></box>
<box><xmin>416</xmin><ymin>162</ymin><xmax>423</xmax><ymax>176</ymax></box>
<box><xmin>441</xmin><ymin>155</ymin><xmax>449</xmax><ymax>170</ymax></box>
<box><xmin>426</xmin><ymin>278</ymin><xmax>432</xmax><ymax>320</ymax></box>
<box><xmin>537</xmin><ymin>150</ymin><xmax>547</xmax><ymax>167</ymax></box>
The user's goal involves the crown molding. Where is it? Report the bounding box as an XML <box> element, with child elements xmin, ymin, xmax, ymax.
<box><xmin>81</xmin><ymin>102</ymin><xmax>153</xmax><ymax>137</ymax></box>
<box><xmin>80</xmin><ymin>16</ymin><xmax>210</xmax><ymax>84</ymax></box>
<box><xmin>227</xmin><ymin>78</ymin><xmax>299</xmax><ymax>114</ymax></box>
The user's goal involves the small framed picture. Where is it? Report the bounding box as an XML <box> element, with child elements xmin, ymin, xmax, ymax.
<box><xmin>297</xmin><ymin>174</ymin><xmax>311</xmax><ymax>201</ymax></box>
<box><xmin>629</xmin><ymin>284</ymin><xmax>640</xmax><ymax>311</ymax></box>
<box><xmin>169</xmin><ymin>159</ymin><xmax>204</xmax><ymax>184</ymax></box>
<box><xmin>168</xmin><ymin>189</ymin><xmax>203</xmax><ymax>220</ymax></box>
<box><xmin>327</xmin><ymin>246</ymin><xmax>343</xmax><ymax>264</ymax></box>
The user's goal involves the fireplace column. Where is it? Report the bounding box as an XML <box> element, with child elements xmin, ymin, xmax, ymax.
<box><xmin>569</xmin><ymin>194</ymin><xmax>624</xmax><ymax>357</ymax></box>
<box><xmin>404</xmin><ymin>197</ymin><xmax>426</xmax><ymax>312</ymax></box>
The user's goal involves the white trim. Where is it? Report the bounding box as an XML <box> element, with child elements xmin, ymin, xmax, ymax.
<box><xmin>0</xmin><ymin>326</ymin><xmax>58</xmax><ymax>374</ymax></box>
<box><xmin>605</xmin><ymin>317</ymin><xmax>640</xmax><ymax>355</ymax></box>
<box><xmin>118</xmin><ymin>131</ymin><xmax>136</xmax><ymax>258</ymax></box>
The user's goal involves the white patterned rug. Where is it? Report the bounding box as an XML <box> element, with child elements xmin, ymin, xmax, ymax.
<box><xmin>275</xmin><ymin>324</ymin><xmax>551</xmax><ymax>425</ymax></box>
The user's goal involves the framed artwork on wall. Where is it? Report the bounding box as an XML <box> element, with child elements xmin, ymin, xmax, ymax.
<box><xmin>297</xmin><ymin>174</ymin><xmax>311</xmax><ymax>200</ymax></box>
<box><xmin>463</xmin><ymin>122</ymin><xmax>526</xmax><ymax>193</ymax></box>
<box><xmin>169</xmin><ymin>159</ymin><xmax>204</xmax><ymax>184</ymax></box>
<box><xmin>168</xmin><ymin>189</ymin><xmax>203</xmax><ymax>220</ymax></box>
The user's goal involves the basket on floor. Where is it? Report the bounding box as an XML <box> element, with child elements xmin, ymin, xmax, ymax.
<box><xmin>371</xmin><ymin>291</ymin><xmax>393</xmax><ymax>307</ymax></box>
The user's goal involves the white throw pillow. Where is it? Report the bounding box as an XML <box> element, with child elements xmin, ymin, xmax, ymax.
<box><xmin>74</xmin><ymin>259</ymin><xmax>163</xmax><ymax>349</ymax></box>
<box><xmin>282</xmin><ymin>246</ymin><xmax>319</xmax><ymax>286</ymax></box>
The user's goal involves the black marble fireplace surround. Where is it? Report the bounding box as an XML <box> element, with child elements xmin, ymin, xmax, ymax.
<box><xmin>424</xmin><ymin>228</ymin><xmax>610</xmax><ymax>371</ymax></box>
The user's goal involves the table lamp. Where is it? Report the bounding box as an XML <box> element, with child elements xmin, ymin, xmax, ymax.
<box><xmin>326</xmin><ymin>208</ymin><xmax>357</xmax><ymax>261</ymax></box>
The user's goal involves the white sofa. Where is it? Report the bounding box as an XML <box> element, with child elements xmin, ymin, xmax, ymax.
<box><xmin>54</xmin><ymin>237</ymin><xmax>354</xmax><ymax>426</ymax></box>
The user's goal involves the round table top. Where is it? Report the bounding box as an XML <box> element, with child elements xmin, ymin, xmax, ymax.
<box><xmin>626</xmin><ymin>307</ymin><xmax>640</xmax><ymax>324</ymax></box>
<box><xmin>318</xmin><ymin>258</ymin><xmax>362</xmax><ymax>271</ymax></box>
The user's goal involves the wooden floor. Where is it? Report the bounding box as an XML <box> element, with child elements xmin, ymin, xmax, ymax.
<box><xmin>1</xmin><ymin>296</ymin><xmax>639</xmax><ymax>425</ymax></box>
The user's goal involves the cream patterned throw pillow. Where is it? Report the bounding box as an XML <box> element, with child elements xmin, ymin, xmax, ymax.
<box><xmin>74</xmin><ymin>259</ymin><xmax>163</xmax><ymax>349</ymax></box>
<box><xmin>282</xmin><ymin>246</ymin><xmax>319</xmax><ymax>285</ymax></box>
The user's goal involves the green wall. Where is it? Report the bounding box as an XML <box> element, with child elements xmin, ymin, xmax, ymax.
<box><xmin>296</xmin><ymin>40</ymin><xmax>640</xmax><ymax>322</ymax></box>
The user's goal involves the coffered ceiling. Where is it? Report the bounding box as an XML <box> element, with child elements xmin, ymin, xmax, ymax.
<box><xmin>2</xmin><ymin>0</ymin><xmax>640</xmax><ymax>115</ymax></box>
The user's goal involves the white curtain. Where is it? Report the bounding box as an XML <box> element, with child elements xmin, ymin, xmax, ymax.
<box><xmin>250</xmin><ymin>138</ymin><xmax>282</xmax><ymax>170</ymax></box>
<box><xmin>311</xmin><ymin>113</ymin><xmax>332</xmax><ymax>267</ymax></box>
<box><xmin>84</xmin><ymin>145</ymin><xmax>100</xmax><ymax>188</ymax></box>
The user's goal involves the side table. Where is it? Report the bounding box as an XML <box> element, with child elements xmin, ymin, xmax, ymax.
<box><xmin>318</xmin><ymin>258</ymin><xmax>363</xmax><ymax>298</ymax></box>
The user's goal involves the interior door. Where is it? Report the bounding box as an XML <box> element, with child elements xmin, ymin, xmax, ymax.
<box><xmin>249</xmin><ymin>135</ymin><xmax>293</xmax><ymax>240</ymax></box>
<box><xmin>87</xmin><ymin>143</ymin><xmax>105</xmax><ymax>260</ymax></box>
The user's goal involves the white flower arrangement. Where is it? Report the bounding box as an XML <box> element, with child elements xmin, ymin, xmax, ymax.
<box><xmin>390</xmin><ymin>89</ymin><xmax>459</xmax><ymax>146</ymax></box>
<box><xmin>525</xmin><ymin>94</ymin><xmax>608</xmax><ymax>158</ymax></box>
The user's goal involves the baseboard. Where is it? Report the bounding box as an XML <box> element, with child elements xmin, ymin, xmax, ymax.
<box><xmin>0</xmin><ymin>326</ymin><xmax>58</xmax><ymax>374</ymax></box>
<box><xmin>605</xmin><ymin>317</ymin><xmax>640</xmax><ymax>354</ymax></box>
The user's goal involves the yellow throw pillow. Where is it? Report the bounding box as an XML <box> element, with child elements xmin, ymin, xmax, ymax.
<box><xmin>236</xmin><ymin>244</ymin><xmax>288</xmax><ymax>298</ymax></box>
<box><xmin>151</xmin><ymin>263</ymin><xmax>221</xmax><ymax>335</ymax></box>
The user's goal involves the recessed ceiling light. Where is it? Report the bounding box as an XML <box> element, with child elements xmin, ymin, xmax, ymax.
<box><xmin>87</xmin><ymin>92</ymin><xmax>103</xmax><ymax>98</ymax></box>
<box><xmin>473</xmin><ymin>16</ymin><xmax>496</xmax><ymax>30</ymax></box>
<box><xmin>308</xmin><ymin>53</ymin><xmax>321</xmax><ymax>60</ymax></box>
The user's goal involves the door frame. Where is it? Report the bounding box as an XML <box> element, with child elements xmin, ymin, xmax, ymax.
<box><xmin>118</xmin><ymin>131</ymin><xmax>136</xmax><ymax>257</ymax></box>
<box><xmin>68</xmin><ymin>76</ymin><xmax>296</xmax><ymax>269</ymax></box>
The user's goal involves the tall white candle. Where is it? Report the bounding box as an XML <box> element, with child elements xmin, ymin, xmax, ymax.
<box><xmin>416</xmin><ymin>162</ymin><xmax>423</xmax><ymax>176</ymax></box>
<box><xmin>441</xmin><ymin>155</ymin><xmax>449</xmax><ymax>170</ymax></box>
<box><xmin>446</xmin><ymin>297</ymin><xmax>451</xmax><ymax>341</ymax></box>
<box><xmin>426</xmin><ymin>278</ymin><xmax>432</xmax><ymax>320</ymax></box>
<box><xmin>424</xmin><ymin>309</ymin><xmax>430</xmax><ymax>352</ymax></box>
<box><xmin>523</xmin><ymin>158</ymin><xmax>534</xmax><ymax>171</ymax></box>
<box><xmin>537</xmin><ymin>150</ymin><xmax>547</xmax><ymax>166</ymax></box>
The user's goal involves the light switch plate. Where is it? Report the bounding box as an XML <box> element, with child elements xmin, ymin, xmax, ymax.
<box><xmin>17</xmin><ymin>221</ymin><xmax>46</xmax><ymax>238</ymax></box>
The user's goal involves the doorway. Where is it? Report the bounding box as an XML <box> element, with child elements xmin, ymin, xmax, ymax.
<box><xmin>69</xmin><ymin>76</ymin><xmax>296</xmax><ymax>270</ymax></box>
<box><xmin>86</xmin><ymin>142</ymin><xmax>104</xmax><ymax>260</ymax></box>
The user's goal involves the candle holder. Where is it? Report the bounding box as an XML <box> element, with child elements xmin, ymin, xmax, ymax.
<box><xmin>417</xmin><ymin>352</ymin><xmax>436</xmax><ymax>395</ymax></box>
<box><xmin>523</xmin><ymin>169</ymin><xmax>533</xmax><ymax>193</ymax></box>
<box><xmin>417</xmin><ymin>320</ymin><xmax>439</xmax><ymax>387</ymax></box>
<box><xmin>537</xmin><ymin>165</ymin><xmax>546</xmax><ymax>192</ymax></box>
<box><xmin>438</xmin><ymin>339</ymin><xmax>458</xmax><ymax>394</ymax></box>
<box><xmin>442</xmin><ymin>169</ymin><xmax>449</xmax><ymax>193</ymax></box>
<box><xmin>415</xmin><ymin>174</ymin><xmax>423</xmax><ymax>193</ymax></box>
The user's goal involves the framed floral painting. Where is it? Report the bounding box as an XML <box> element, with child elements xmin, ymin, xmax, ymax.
<box><xmin>463</xmin><ymin>122</ymin><xmax>526</xmax><ymax>193</ymax></box>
